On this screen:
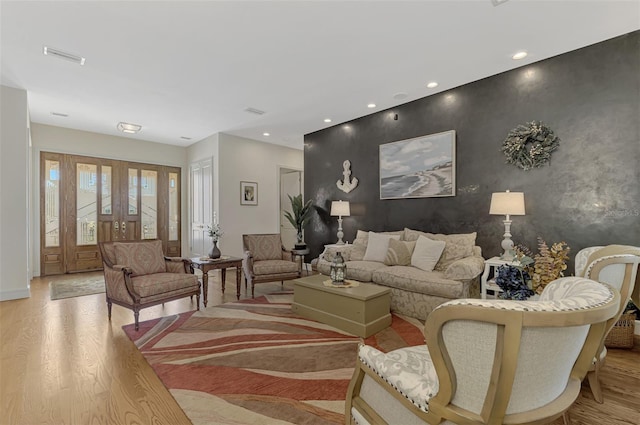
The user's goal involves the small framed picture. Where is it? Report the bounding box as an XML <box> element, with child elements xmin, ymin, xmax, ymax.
<box><xmin>240</xmin><ymin>181</ymin><xmax>258</xmax><ymax>205</ymax></box>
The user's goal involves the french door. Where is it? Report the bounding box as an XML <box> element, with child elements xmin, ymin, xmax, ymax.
<box><xmin>40</xmin><ymin>152</ymin><xmax>181</xmax><ymax>275</ymax></box>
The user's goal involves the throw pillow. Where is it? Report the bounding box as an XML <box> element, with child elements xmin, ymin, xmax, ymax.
<box><xmin>411</xmin><ymin>236</ymin><xmax>446</xmax><ymax>272</ymax></box>
<box><xmin>323</xmin><ymin>247</ymin><xmax>351</xmax><ymax>262</ymax></box>
<box><xmin>426</xmin><ymin>232</ymin><xmax>477</xmax><ymax>271</ymax></box>
<box><xmin>363</xmin><ymin>232</ymin><xmax>401</xmax><ymax>263</ymax></box>
<box><xmin>114</xmin><ymin>240</ymin><xmax>166</xmax><ymax>276</ymax></box>
<box><xmin>384</xmin><ymin>239</ymin><xmax>416</xmax><ymax>266</ymax></box>
<box><xmin>350</xmin><ymin>242</ymin><xmax>367</xmax><ymax>261</ymax></box>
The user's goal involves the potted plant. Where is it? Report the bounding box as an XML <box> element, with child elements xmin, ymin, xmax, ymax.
<box><xmin>284</xmin><ymin>194</ymin><xmax>313</xmax><ymax>249</ymax></box>
<box><xmin>206</xmin><ymin>223</ymin><xmax>223</xmax><ymax>259</ymax></box>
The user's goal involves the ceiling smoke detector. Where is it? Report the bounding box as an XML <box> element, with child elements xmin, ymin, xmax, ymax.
<box><xmin>244</xmin><ymin>107</ymin><xmax>266</xmax><ymax>115</ymax></box>
<box><xmin>43</xmin><ymin>46</ymin><xmax>85</xmax><ymax>65</ymax></box>
<box><xmin>117</xmin><ymin>122</ymin><xmax>142</xmax><ymax>134</ymax></box>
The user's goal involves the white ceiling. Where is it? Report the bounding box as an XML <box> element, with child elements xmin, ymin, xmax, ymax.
<box><xmin>1</xmin><ymin>1</ymin><xmax>639</xmax><ymax>150</ymax></box>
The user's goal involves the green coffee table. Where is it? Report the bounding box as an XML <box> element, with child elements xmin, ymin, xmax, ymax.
<box><xmin>292</xmin><ymin>274</ymin><xmax>392</xmax><ymax>337</ymax></box>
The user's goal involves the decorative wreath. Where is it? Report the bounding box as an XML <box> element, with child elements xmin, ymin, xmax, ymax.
<box><xmin>501</xmin><ymin>121</ymin><xmax>560</xmax><ymax>171</ymax></box>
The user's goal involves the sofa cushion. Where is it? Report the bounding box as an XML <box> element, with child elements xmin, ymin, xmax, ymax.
<box><xmin>323</xmin><ymin>246</ymin><xmax>351</xmax><ymax>262</ymax></box>
<box><xmin>373</xmin><ymin>266</ymin><xmax>465</xmax><ymax>298</ymax></box>
<box><xmin>253</xmin><ymin>259</ymin><xmax>298</xmax><ymax>275</ymax></box>
<box><xmin>114</xmin><ymin>240</ymin><xmax>166</xmax><ymax>276</ymax></box>
<box><xmin>364</xmin><ymin>232</ymin><xmax>401</xmax><ymax>262</ymax></box>
<box><xmin>411</xmin><ymin>236</ymin><xmax>446</xmax><ymax>272</ymax></box>
<box><xmin>444</xmin><ymin>255</ymin><xmax>485</xmax><ymax>280</ymax></box>
<box><xmin>403</xmin><ymin>228</ymin><xmax>477</xmax><ymax>271</ymax></box>
<box><xmin>132</xmin><ymin>272</ymin><xmax>198</xmax><ymax>298</ymax></box>
<box><xmin>244</xmin><ymin>234</ymin><xmax>283</xmax><ymax>261</ymax></box>
<box><xmin>346</xmin><ymin>261</ymin><xmax>388</xmax><ymax>282</ymax></box>
<box><xmin>385</xmin><ymin>239</ymin><xmax>416</xmax><ymax>266</ymax></box>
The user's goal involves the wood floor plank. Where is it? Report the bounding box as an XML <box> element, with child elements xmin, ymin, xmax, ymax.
<box><xmin>1</xmin><ymin>270</ymin><xmax>639</xmax><ymax>424</ymax></box>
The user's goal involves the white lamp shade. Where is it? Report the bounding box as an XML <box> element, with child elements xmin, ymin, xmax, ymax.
<box><xmin>330</xmin><ymin>200</ymin><xmax>350</xmax><ymax>217</ymax></box>
<box><xmin>489</xmin><ymin>191</ymin><xmax>525</xmax><ymax>215</ymax></box>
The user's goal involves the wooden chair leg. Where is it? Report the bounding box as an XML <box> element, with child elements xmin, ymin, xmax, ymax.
<box><xmin>107</xmin><ymin>300</ymin><xmax>112</xmax><ymax>320</ymax></box>
<box><xmin>134</xmin><ymin>309</ymin><xmax>140</xmax><ymax>331</ymax></box>
<box><xmin>196</xmin><ymin>292</ymin><xmax>201</xmax><ymax>310</ymax></box>
<box><xmin>587</xmin><ymin>362</ymin><xmax>604</xmax><ymax>403</ymax></box>
<box><xmin>562</xmin><ymin>411</ymin><xmax>570</xmax><ymax>425</ymax></box>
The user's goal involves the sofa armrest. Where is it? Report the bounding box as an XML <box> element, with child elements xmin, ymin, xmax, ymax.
<box><xmin>444</xmin><ymin>256</ymin><xmax>485</xmax><ymax>280</ymax></box>
<box><xmin>104</xmin><ymin>264</ymin><xmax>139</xmax><ymax>302</ymax></box>
<box><xmin>281</xmin><ymin>245</ymin><xmax>294</xmax><ymax>261</ymax></box>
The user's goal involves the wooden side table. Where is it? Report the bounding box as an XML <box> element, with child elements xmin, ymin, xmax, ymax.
<box><xmin>191</xmin><ymin>256</ymin><xmax>243</xmax><ymax>306</ymax></box>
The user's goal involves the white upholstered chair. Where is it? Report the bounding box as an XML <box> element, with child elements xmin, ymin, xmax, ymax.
<box><xmin>345</xmin><ymin>277</ymin><xmax>619</xmax><ymax>425</ymax></box>
<box><xmin>574</xmin><ymin>245</ymin><xmax>640</xmax><ymax>403</ymax></box>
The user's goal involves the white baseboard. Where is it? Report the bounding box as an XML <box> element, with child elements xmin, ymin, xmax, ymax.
<box><xmin>0</xmin><ymin>288</ymin><xmax>31</xmax><ymax>302</ymax></box>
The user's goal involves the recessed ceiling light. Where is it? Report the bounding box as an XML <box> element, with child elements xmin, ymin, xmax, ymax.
<box><xmin>51</xmin><ymin>112</ymin><xmax>69</xmax><ymax>117</ymax></box>
<box><xmin>427</xmin><ymin>82</ymin><xmax>439</xmax><ymax>88</ymax></box>
<box><xmin>43</xmin><ymin>46</ymin><xmax>85</xmax><ymax>65</ymax></box>
<box><xmin>512</xmin><ymin>51</ymin><xmax>528</xmax><ymax>60</ymax></box>
<box><xmin>263</xmin><ymin>132</ymin><xmax>270</xmax><ymax>136</ymax></box>
<box><xmin>367</xmin><ymin>103</ymin><xmax>376</xmax><ymax>108</ymax></box>
<box><xmin>117</xmin><ymin>122</ymin><xmax>142</xmax><ymax>134</ymax></box>
<box><xmin>324</xmin><ymin>118</ymin><xmax>332</xmax><ymax>123</ymax></box>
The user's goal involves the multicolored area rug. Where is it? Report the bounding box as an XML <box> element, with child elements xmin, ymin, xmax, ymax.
<box><xmin>123</xmin><ymin>292</ymin><xmax>425</xmax><ymax>425</ymax></box>
<box><xmin>50</xmin><ymin>274</ymin><xmax>105</xmax><ymax>300</ymax></box>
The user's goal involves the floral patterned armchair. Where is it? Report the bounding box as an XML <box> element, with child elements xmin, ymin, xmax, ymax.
<box><xmin>242</xmin><ymin>233</ymin><xmax>299</xmax><ymax>297</ymax></box>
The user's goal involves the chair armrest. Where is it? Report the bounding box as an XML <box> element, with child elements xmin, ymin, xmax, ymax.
<box><xmin>281</xmin><ymin>245</ymin><xmax>294</xmax><ymax>261</ymax></box>
<box><xmin>243</xmin><ymin>250</ymin><xmax>255</xmax><ymax>278</ymax></box>
<box><xmin>164</xmin><ymin>257</ymin><xmax>194</xmax><ymax>273</ymax></box>
<box><xmin>104</xmin><ymin>264</ymin><xmax>139</xmax><ymax>302</ymax></box>
<box><xmin>444</xmin><ymin>256</ymin><xmax>485</xmax><ymax>280</ymax></box>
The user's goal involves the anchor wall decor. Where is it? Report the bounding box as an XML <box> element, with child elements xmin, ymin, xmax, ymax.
<box><xmin>336</xmin><ymin>160</ymin><xmax>359</xmax><ymax>193</ymax></box>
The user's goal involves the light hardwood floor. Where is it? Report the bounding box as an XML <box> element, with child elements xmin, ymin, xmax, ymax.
<box><xmin>1</xmin><ymin>271</ymin><xmax>638</xmax><ymax>425</ymax></box>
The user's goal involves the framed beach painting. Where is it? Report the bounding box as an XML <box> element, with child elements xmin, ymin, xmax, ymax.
<box><xmin>379</xmin><ymin>130</ymin><xmax>456</xmax><ymax>199</ymax></box>
<box><xmin>240</xmin><ymin>181</ymin><xmax>258</xmax><ymax>205</ymax></box>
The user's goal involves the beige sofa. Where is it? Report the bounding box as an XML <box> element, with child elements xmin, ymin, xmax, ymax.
<box><xmin>317</xmin><ymin>228</ymin><xmax>484</xmax><ymax>320</ymax></box>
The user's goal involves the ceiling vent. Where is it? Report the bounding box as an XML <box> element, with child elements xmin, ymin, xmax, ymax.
<box><xmin>244</xmin><ymin>107</ymin><xmax>266</xmax><ymax>115</ymax></box>
<box><xmin>43</xmin><ymin>46</ymin><xmax>86</xmax><ymax>65</ymax></box>
<box><xmin>51</xmin><ymin>112</ymin><xmax>69</xmax><ymax>117</ymax></box>
<box><xmin>491</xmin><ymin>0</ymin><xmax>509</xmax><ymax>6</ymax></box>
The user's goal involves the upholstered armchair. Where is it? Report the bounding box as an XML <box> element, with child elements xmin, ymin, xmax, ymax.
<box><xmin>99</xmin><ymin>240</ymin><xmax>200</xmax><ymax>330</ymax></box>
<box><xmin>345</xmin><ymin>277</ymin><xmax>619</xmax><ymax>425</ymax></box>
<box><xmin>575</xmin><ymin>245</ymin><xmax>640</xmax><ymax>403</ymax></box>
<box><xmin>242</xmin><ymin>233</ymin><xmax>300</xmax><ymax>297</ymax></box>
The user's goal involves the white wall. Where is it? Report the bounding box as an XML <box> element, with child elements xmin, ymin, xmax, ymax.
<box><xmin>218</xmin><ymin>133</ymin><xmax>303</xmax><ymax>257</ymax></box>
<box><xmin>30</xmin><ymin>124</ymin><xmax>189</xmax><ymax>275</ymax></box>
<box><xmin>0</xmin><ymin>86</ymin><xmax>30</xmax><ymax>301</ymax></box>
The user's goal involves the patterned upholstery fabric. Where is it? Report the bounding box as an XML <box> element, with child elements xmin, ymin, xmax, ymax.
<box><xmin>165</xmin><ymin>258</ymin><xmax>187</xmax><ymax>273</ymax></box>
<box><xmin>323</xmin><ymin>247</ymin><xmax>351</xmax><ymax>262</ymax></box>
<box><xmin>243</xmin><ymin>234</ymin><xmax>283</xmax><ymax>261</ymax></box>
<box><xmin>575</xmin><ymin>246</ymin><xmax>604</xmax><ymax>277</ymax></box>
<box><xmin>253</xmin><ymin>259</ymin><xmax>298</xmax><ymax>275</ymax></box>
<box><xmin>440</xmin><ymin>277</ymin><xmax>614</xmax><ymax>312</ymax></box>
<box><xmin>444</xmin><ymin>255</ymin><xmax>485</xmax><ymax>280</ymax></box>
<box><xmin>349</xmin><ymin>243</ymin><xmax>367</xmax><ymax>261</ymax></box>
<box><xmin>103</xmin><ymin>266</ymin><xmax>130</xmax><ymax>303</ymax></box>
<box><xmin>131</xmin><ymin>273</ymin><xmax>199</xmax><ymax>298</ymax></box>
<box><xmin>373</xmin><ymin>266</ymin><xmax>465</xmax><ymax>298</ymax></box>
<box><xmin>388</xmin><ymin>287</ymin><xmax>457</xmax><ymax>320</ymax></box>
<box><xmin>385</xmin><ymin>239</ymin><xmax>416</xmax><ymax>266</ymax></box>
<box><xmin>345</xmin><ymin>261</ymin><xmax>388</xmax><ymax>282</ymax></box>
<box><xmin>403</xmin><ymin>228</ymin><xmax>477</xmax><ymax>271</ymax></box>
<box><xmin>114</xmin><ymin>240</ymin><xmax>166</xmax><ymax>276</ymax></box>
<box><xmin>359</xmin><ymin>344</ymin><xmax>438</xmax><ymax>413</ymax></box>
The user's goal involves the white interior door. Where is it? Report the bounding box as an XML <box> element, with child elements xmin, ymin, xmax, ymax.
<box><xmin>280</xmin><ymin>168</ymin><xmax>302</xmax><ymax>249</ymax></box>
<box><xmin>190</xmin><ymin>158</ymin><xmax>213</xmax><ymax>257</ymax></box>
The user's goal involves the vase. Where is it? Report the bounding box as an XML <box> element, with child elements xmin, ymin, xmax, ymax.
<box><xmin>209</xmin><ymin>240</ymin><xmax>221</xmax><ymax>259</ymax></box>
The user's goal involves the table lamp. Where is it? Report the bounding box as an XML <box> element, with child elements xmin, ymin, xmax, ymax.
<box><xmin>330</xmin><ymin>200</ymin><xmax>350</xmax><ymax>244</ymax></box>
<box><xmin>489</xmin><ymin>190</ymin><xmax>525</xmax><ymax>261</ymax></box>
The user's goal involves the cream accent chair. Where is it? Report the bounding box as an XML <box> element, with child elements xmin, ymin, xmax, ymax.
<box><xmin>242</xmin><ymin>233</ymin><xmax>300</xmax><ymax>297</ymax></box>
<box><xmin>345</xmin><ymin>277</ymin><xmax>619</xmax><ymax>425</ymax></box>
<box><xmin>575</xmin><ymin>245</ymin><xmax>640</xmax><ymax>403</ymax></box>
<box><xmin>99</xmin><ymin>240</ymin><xmax>200</xmax><ymax>330</ymax></box>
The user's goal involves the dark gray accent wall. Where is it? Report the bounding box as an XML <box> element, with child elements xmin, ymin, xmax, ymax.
<box><xmin>303</xmin><ymin>31</ymin><xmax>640</xmax><ymax>270</ymax></box>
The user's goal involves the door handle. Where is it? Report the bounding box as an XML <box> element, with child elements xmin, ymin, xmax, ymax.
<box><xmin>122</xmin><ymin>221</ymin><xmax>126</xmax><ymax>236</ymax></box>
<box><xmin>114</xmin><ymin>221</ymin><xmax>119</xmax><ymax>231</ymax></box>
